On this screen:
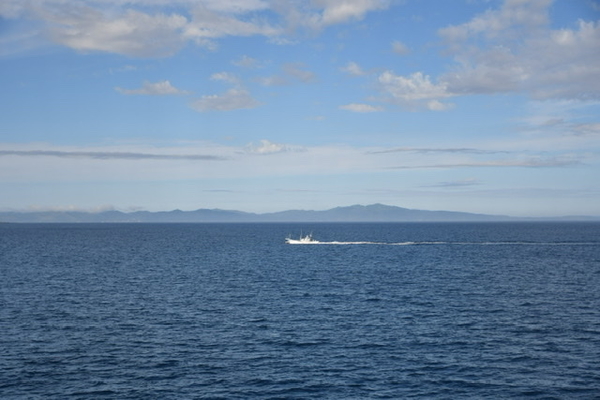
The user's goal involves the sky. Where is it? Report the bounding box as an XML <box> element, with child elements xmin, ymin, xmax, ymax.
<box><xmin>1</xmin><ymin>0</ymin><xmax>599</xmax><ymax>217</ymax></box>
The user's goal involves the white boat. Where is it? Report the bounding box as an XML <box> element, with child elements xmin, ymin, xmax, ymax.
<box><xmin>285</xmin><ymin>233</ymin><xmax>319</xmax><ymax>244</ymax></box>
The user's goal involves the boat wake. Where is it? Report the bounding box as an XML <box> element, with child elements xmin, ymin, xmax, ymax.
<box><xmin>285</xmin><ymin>233</ymin><xmax>425</xmax><ymax>245</ymax></box>
<box><xmin>286</xmin><ymin>238</ymin><xmax>596</xmax><ymax>246</ymax></box>
<box><xmin>287</xmin><ymin>240</ymin><xmax>445</xmax><ymax>245</ymax></box>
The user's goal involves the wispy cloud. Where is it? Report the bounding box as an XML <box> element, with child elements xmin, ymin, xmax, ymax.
<box><xmin>190</xmin><ymin>88</ymin><xmax>260</xmax><ymax>112</ymax></box>
<box><xmin>276</xmin><ymin>188</ymin><xmax>325</xmax><ymax>193</ymax></box>
<box><xmin>391</xmin><ymin>40</ymin><xmax>409</xmax><ymax>55</ymax></box>
<box><xmin>19</xmin><ymin>204</ymin><xmax>118</xmax><ymax>213</ymax></box>
<box><xmin>367</xmin><ymin>147</ymin><xmax>509</xmax><ymax>155</ymax></box>
<box><xmin>341</xmin><ymin>61</ymin><xmax>367</xmax><ymax>76</ymax></box>
<box><xmin>256</xmin><ymin>75</ymin><xmax>288</xmax><ymax>87</ymax></box>
<box><xmin>277</xmin><ymin>0</ymin><xmax>390</xmax><ymax>31</ymax></box>
<box><xmin>45</xmin><ymin>6</ymin><xmax>189</xmax><ymax>58</ymax></box>
<box><xmin>202</xmin><ymin>189</ymin><xmax>239</xmax><ymax>193</ymax></box>
<box><xmin>257</xmin><ymin>62</ymin><xmax>317</xmax><ymax>86</ymax></box>
<box><xmin>353</xmin><ymin>187</ymin><xmax>600</xmax><ymax>200</ymax></box>
<box><xmin>109</xmin><ymin>64</ymin><xmax>137</xmax><ymax>74</ymax></box>
<box><xmin>424</xmin><ymin>178</ymin><xmax>483</xmax><ymax>188</ymax></box>
<box><xmin>339</xmin><ymin>103</ymin><xmax>383</xmax><ymax>113</ymax></box>
<box><xmin>190</xmin><ymin>70</ymin><xmax>260</xmax><ymax>111</ymax></box>
<box><xmin>0</xmin><ymin>150</ymin><xmax>225</xmax><ymax>161</ymax></box>
<box><xmin>244</xmin><ymin>139</ymin><xmax>305</xmax><ymax>155</ymax></box>
<box><xmin>115</xmin><ymin>80</ymin><xmax>190</xmax><ymax>95</ymax></box>
<box><xmin>283</xmin><ymin>63</ymin><xmax>317</xmax><ymax>83</ymax></box>
<box><xmin>571</xmin><ymin>123</ymin><xmax>600</xmax><ymax>137</ymax></box>
<box><xmin>511</xmin><ymin>100</ymin><xmax>600</xmax><ymax>154</ymax></box>
<box><xmin>210</xmin><ymin>72</ymin><xmax>240</xmax><ymax>85</ymax></box>
<box><xmin>232</xmin><ymin>55</ymin><xmax>261</xmax><ymax>68</ymax></box>
<box><xmin>386</xmin><ymin>158</ymin><xmax>581</xmax><ymax>169</ymax></box>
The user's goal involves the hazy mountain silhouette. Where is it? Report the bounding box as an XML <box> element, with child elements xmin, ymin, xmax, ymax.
<box><xmin>2</xmin><ymin>203</ymin><xmax>598</xmax><ymax>223</ymax></box>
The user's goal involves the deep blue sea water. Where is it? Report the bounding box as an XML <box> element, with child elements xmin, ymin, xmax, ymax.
<box><xmin>1</xmin><ymin>222</ymin><xmax>599</xmax><ymax>399</ymax></box>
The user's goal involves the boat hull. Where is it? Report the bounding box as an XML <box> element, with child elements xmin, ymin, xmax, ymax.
<box><xmin>285</xmin><ymin>234</ymin><xmax>319</xmax><ymax>244</ymax></box>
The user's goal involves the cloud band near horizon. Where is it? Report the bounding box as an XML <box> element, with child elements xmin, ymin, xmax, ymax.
<box><xmin>0</xmin><ymin>150</ymin><xmax>226</xmax><ymax>161</ymax></box>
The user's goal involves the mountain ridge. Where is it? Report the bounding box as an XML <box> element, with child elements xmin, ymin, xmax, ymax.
<box><xmin>1</xmin><ymin>204</ymin><xmax>598</xmax><ymax>223</ymax></box>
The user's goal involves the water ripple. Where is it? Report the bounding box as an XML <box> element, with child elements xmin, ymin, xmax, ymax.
<box><xmin>1</xmin><ymin>222</ymin><xmax>599</xmax><ymax>398</ymax></box>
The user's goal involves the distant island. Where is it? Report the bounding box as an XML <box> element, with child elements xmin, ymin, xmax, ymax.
<box><xmin>1</xmin><ymin>204</ymin><xmax>598</xmax><ymax>223</ymax></box>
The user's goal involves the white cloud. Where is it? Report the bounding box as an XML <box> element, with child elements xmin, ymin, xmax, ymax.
<box><xmin>391</xmin><ymin>40</ymin><xmax>409</xmax><ymax>55</ymax></box>
<box><xmin>267</xmin><ymin>36</ymin><xmax>298</xmax><ymax>46</ymax></box>
<box><xmin>2</xmin><ymin>0</ymin><xmax>392</xmax><ymax>57</ymax></box>
<box><xmin>365</xmin><ymin>0</ymin><xmax>600</xmax><ymax>111</ymax></box>
<box><xmin>377</xmin><ymin>71</ymin><xmax>453</xmax><ymax>111</ymax></box>
<box><xmin>192</xmin><ymin>69</ymin><xmax>260</xmax><ymax>111</ymax></box>
<box><xmin>427</xmin><ymin>100</ymin><xmax>454</xmax><ymax>111</ymax></box>
<box><xmin>257</xmin><ymin>62</ymin><xmax>317</xmax><ymax>86</ymax></box>
<box><xmin>198</xmin><ymin>0</ymin><xmax>270</xmax><ymax>14</ymax></box>
<box><xmin>312</xmin><ymin>0</ymin><xmax>390</xmax><ymax>28</ymax></box>
<box><xmin>270</xmin><ymin>0</ymin><xmax>390</xmax><ymax>32</ymax></box>
<box><xmin>439</xmin><ymin>0</ymin><xmax>551</xmax><ymax>42</ymax></box>
<box><xmin>210</xmin><ymin>72</ymin><xmax>240</xmax><ymax>85</ymax></box>
<box><xmin>314</xmin><ymin>0</ymin><xmax>387</xmax><ymax>26</ymax></box>
<box><xmin>341</xmin><ymin>61</ymin><xmax>366</xmax><ymax>76</ymax></box>
<box><xmin>190</xmin><ymin>88</ymin><xmax>260</xmax><ymax>111</ymax></box>
<box><xmin>183</xmin><ymin>4</ymin><xmax>281</xmax><ymax>42</ymax></box>
<box><xmin>115</xmin><ymin>80</ymin><xmax>189</xmax><ymax>95</ymax></box>
<box><xmin>45</xmin><ymin>6</ymin><xmax>188</xmax><ymax>58</ymax></box>
<box><xmin>339</xmin><ymin>103</ymin><xmax>383</xmax><ymax>112</ymax></box>
<box><xmin>283</xmin><ymin>63</ymin><xmax>317</xmax><ymax>83</ymax></box>
<box><xmin>244</xmin><ymin>139</ymin><xmax>303</xmax><ymax>154</ymax></box>
<box><xmin>379</xmin><ymin>71</ymin><xmax>447</xmax><ymax>100</ymax></box>
<box><xmin>257</xmin><ymin>75</ymin><xmax>289</xmax><ymax>86</ymax></box>
<box><xmin>232</xmin><ymin>55</ymin><xmax>261</xmax><ymax>68</ymax></box>
<box><xmin>438</xmin><ymin>0</ymin><xmax>600</xmax><ymax>101</ymax></box>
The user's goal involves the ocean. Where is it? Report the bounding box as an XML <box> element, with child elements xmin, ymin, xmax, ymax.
<box><xmin>1</xmin><ymin>222</ymin><xmax>599</xmax><ymax>399</ymax></box>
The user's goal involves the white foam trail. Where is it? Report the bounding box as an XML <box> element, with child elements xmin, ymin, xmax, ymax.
<box><xmin>287</xmin><ymin>241</ymin><xmax>596</xmax><ymax>246</ymax></box>
<box><xmin>288</xmin><ymin>241</ymin><xmax>422</xmax><ymax>245</ymax></box>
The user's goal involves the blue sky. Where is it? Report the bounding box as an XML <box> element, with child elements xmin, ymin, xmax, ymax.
<box><xmin>1</xmin><ymin>0</ymin><xmax>599</xmax><ymax>216</ymax></box>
